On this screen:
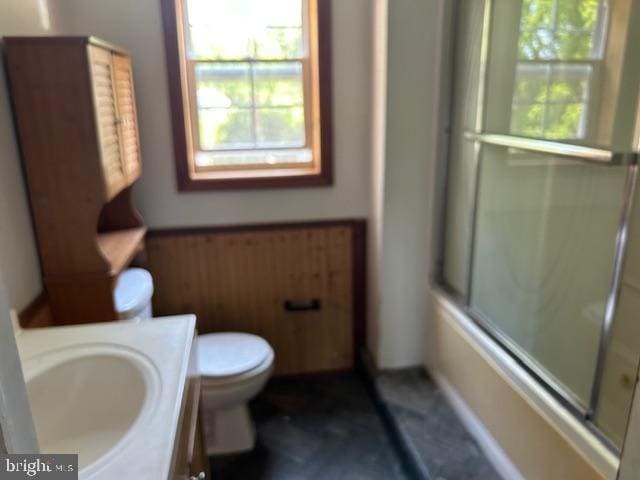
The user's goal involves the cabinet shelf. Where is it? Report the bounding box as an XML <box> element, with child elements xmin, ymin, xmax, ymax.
<box><xmin>97</xmin><ymin>227</ymin><xmax>147</xmax><ymax>276</ymax></box>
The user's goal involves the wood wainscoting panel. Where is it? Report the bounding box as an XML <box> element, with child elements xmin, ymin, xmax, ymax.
<box><xmin>146</xmin><ymin>221</ymin><xmax>364</xmax><ymax>376</ymax></box>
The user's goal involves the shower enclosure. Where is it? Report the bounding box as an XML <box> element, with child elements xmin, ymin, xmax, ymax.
<box><xmin>439</xmin><ymin>0</ymin><xmax>640</xmax><ymax>449</ymax></box>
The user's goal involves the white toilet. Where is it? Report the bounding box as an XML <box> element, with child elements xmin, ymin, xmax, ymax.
<box><xmin>114</xmin><ymin>269</ymin><xmax>275</xmax><ymax>455</ymax></box>
<box><xmin>198</xmin><ymin>332</ymin><xmax>274</xmax><ymax>454</ymax></box>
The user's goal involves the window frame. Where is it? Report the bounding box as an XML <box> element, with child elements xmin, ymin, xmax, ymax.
<box><xmin>160</xmin><ymin>0</ymin><xmax>333</xmax><ymax>190</ymax></box>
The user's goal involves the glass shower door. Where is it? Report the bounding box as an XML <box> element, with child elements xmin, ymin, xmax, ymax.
<box><xmin>470</xmin><ymin>143</ymin><xmax>632</xmax><ymax>408</ymax></box>
<box><xmin>441</xmin><ymin>0</ymin><xmax>640</xmax><ymax>448</ymax></box>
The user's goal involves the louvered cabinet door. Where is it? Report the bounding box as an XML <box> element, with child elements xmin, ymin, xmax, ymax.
<box><xmin>112</xmin><ymin>54</ymin><xmax>142</xmax><ymax>183</ymax></box>
<box><xmin>88</xmin><ymin>45</ymin><xmax>127</xmax><ymax>200</ymax></box>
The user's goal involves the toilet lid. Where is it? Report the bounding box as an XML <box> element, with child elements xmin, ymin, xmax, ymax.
<box><xmin>197</xmin><ymin>333</ymin><xmax>272</xmax><ymax>377</ymax></box>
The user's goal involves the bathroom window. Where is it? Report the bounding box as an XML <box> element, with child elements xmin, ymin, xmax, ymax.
<box><xmin>510</xmin><ymin>0</ymin><xmax>609</xmax><ymax>140</ymax></box>
<box><xmin>161</xmin><ymin>0</ymin><xmax>333</xmax><ymax>189</ymax></box>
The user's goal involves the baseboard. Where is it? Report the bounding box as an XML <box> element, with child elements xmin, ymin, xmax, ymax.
<box><xmin>432</xmin><ymin>372</ymin><xmax>524</xmax><ymax>480</ymax></box>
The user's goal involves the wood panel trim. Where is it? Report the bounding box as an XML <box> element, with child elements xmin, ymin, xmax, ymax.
<box><xmin>147</xmin><ymin>218</ymin><xmax>367</xmax><ymax>368</ymax></box>
<box><xmin>159</xmin><ymin>0</ymin><xmax>334</xmax><ymax>191</ymax></box>
<box><xmin>159</xmin><ymin>0</ymin><xmax>191</xmax><ymax>192</ymax></box>
<box><xmin>146</xmin><ymin>218</ymin><xmax>363</xmax><ymax>237</ymax></box>
<box><xmin>316</xmin><ymin>0</ymin><xmax>334</xmax><ymax>188</ymax></box>
<box><xmin>19</xmin><ymin>219</ymin><xmax>367</xmax><ymax>357</ymax></box>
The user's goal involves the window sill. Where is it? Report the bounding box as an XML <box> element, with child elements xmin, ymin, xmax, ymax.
<box><xmin>177</xmin><ymin>165</ymin><xmax>333</xmax><ymax>191</ymax></box>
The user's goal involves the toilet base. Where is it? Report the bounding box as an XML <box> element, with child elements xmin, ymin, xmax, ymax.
<box><xmin>204</xmin><ymin>403</ymin><xmax>256</xmax><ymax>455</ymax></box>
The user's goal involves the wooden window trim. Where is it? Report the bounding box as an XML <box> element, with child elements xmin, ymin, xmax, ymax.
<box><xmin>160</xmin><ymin>0</ymin><xmax>333</xmax><ymax>190</ymax></box>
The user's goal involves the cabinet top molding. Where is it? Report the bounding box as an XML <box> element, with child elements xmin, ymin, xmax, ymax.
<box><xmin>3</xmin><ymin>36</ymin><xmax>129</xmax><ymax>56</ymax></box>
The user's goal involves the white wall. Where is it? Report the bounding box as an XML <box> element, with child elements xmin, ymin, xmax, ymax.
<box><xmin>0</xmin><ymin>0</ymin><xmax>61</xmax><ymax>310</ymax></box>
<box><xmin>369</xmin><ymin>0</ymin><xmax>448</xmax><ymax>368</ymax></box>
<box><xmin>52</xmin><ymin>0</ymin><xmax>372</xmax><ymax>228</ymax></box>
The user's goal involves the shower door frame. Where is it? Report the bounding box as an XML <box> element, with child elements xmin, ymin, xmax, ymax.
<box><xmin>435</xmin><ymin>0</ymin><xmax>640</xmax><ymax>453</ymax></box>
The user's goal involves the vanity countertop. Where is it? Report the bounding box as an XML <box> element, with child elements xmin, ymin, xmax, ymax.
<box><xmin>16</xmin><ymin>315</ymin><xmax>197</xmax><ymax>480</ymax></box>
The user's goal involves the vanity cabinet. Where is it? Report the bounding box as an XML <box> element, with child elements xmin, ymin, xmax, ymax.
<box><xmin>170</xmin><ymin>334</ymin><xmax>210</xmax><ymax>480</ymax></box>
<box><xmin>4</xmin><ymin>36</ymin><xmax>146</xmax><ymax>325</ymax></box>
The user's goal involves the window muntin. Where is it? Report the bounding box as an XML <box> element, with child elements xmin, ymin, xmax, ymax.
<box><xmin>183</xmin><ymin>0</ymin><xmax>316</xmax><ymax>171</ymax></box>
<box><xmin>511</xmin><ymin>62</ymin><xmax>594</xmax><ymax>139</ymax></box>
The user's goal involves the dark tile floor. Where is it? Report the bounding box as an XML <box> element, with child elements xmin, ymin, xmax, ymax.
<box><xmin>210</xmin><ymin>373</ymin><xmax>410</xmax><ymax>480</ymax></box>
<box><xmin>375</xmin><ymin>368</ymin><xmax>501</xmax><ymax>480</ymax></box>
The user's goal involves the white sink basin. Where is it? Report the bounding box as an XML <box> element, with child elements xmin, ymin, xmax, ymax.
<box><xmin>16</xmin><ymin>316</ymin><xmax>195</xmax><ymax>479</ymax></box>
<box><xmin>23</xmin><ymin>344</ymin><xmax>160</xmax><ymax>475</ymax></box>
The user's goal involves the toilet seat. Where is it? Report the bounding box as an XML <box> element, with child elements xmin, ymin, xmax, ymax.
<box><xmin>198</xmin><ymin>333</ymin><xmax>273</xmax><ymax>379</ymax></box>
<box><xmin>200</xmin><ymin>353</ymin><xmax>274</xmax><ymax>389</ymax></box>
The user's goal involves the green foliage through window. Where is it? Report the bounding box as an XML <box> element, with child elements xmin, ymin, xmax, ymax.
<box><xmin>185</xmin><ymin>0</ymin><xmax>310</xmax><ymax>165</ymax></box>
<box><xmin>510</xmin><ymin>0</ymin><xmax>607</xmax><ymax>140</ymax></box>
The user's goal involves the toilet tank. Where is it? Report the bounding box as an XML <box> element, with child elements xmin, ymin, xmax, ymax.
<box><xmin>114</xmin><ymin>268</ymin><xmax>154</xmax><ymax>321</ymax></box>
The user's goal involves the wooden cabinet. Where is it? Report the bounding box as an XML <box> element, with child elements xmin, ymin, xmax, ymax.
<box><xmin>88</xmin><ymin>43</ymin><xmax>142</xmax><ymax>198</ymax></box>
<box><xmin>87</xmin><ymin>44</ymin><xmax>143</xmax><ymax>197</ymax></box>
<box><xmin>112</xmin><ymin>53</ymin><xmax>142</xmax><ymax>181</ymax></box>
<box><xmin>4</xmin><ymin>36</ymin><xmax>146</xmax><ymax>325</ymax></box>
<box><xmin>89</xmin><ymin>44</ymin><xmax>127</xmax><ymax>198</ymax></box>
